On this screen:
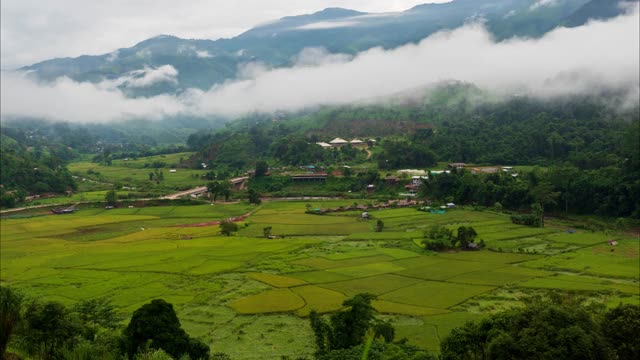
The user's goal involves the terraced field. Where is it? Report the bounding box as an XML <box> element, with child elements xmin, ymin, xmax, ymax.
<box><xmin>1</xmin><ymin>201</ymin><xmax>638</xmax><ymax>358</ymax></box>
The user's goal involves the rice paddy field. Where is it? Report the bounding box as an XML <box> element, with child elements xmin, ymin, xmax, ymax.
<box><xmin>67</xmin><ymin>152</ymin><xmax>208</xmax><ymax>191</ymax></box>
<box><xmin>1</xmin><ymin>201</ymin><xmax>638</xmax><ymax>359</ymax></box>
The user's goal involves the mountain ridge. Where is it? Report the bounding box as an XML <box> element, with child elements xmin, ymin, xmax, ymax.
<box><xmin>19</xmin><ymin>0</ymin><xmax>634</xmax><ymax>97</ymax></box>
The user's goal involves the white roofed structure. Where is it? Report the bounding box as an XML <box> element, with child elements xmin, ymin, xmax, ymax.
<box><xmin>350</xmin><ymin>139</ymin><xmax>366</xmax><ymax>147</ymax></box>
<box><xmin>330</xmin><ymin>138</ymin><xmax>348</xmax><ymax>145</ymax></box>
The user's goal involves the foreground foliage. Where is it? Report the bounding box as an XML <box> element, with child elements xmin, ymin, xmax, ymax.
<box><xmin>123</xmin><ymin>299</ymin><xmax>209</xmax><ymax>359</ymax></box>
<box><xmin>440</xmin><ymin>296</ymin><xmax>639</xmax><ymax>360</ymax></box>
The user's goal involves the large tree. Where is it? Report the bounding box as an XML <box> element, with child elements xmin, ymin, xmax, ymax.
<box><xmin>219</xmin><ymin>220</ymin><xmax>239</xmax><ymax>236</ymax></box>
<box><xmin>122</xmin><ymin>299</ymin><xmax>209</xmax><ymax>360</ymax></box>
<box><xmin>207</xmin><ymin>181</ymin><xmax>231</xmax><ymax>202</ymax></box>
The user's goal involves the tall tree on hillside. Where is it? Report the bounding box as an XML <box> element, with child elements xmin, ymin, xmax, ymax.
<box><xmin>548</xmin><ymin>166</ymin><xmax>580</xmax><ymax>214</ymax></box>
<box><xmin>530</xmin><ymin>181</ymin><xmax>559</xmax><ymax>227</ymax></box>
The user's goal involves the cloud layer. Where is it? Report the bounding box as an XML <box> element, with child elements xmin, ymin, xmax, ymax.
<box><xmin>1</xmin><ymin>0</ymin><xmax>444</xmax><ymax>69</ymax></box>
<box><xmin>2</xmin><ymin>7</ymin><xmax>638</xmax><ymax>123</ymax></box>
<box><xmin>94</xmin><ymin>65</ymin><xmax>179</xmax><ymax>91</ymax></box>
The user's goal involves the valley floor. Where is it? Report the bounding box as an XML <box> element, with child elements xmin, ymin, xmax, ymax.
<box><xmin>1</xmin><ymin>201</ymin><xmax>638</xmax><ymax>359</ymax></box>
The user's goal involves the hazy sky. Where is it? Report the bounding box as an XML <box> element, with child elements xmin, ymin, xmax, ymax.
<box><xmin>2</xmin><ymin>5</ymin><xmax>638</xmax><ymax>122</ymax></box>
<box><xmin>0</xmin><ymin>0</ymin><xmax>451</xmax><ymax>69</ymax></box>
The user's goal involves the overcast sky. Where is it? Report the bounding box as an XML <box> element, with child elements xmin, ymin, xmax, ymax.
<box><xmin>3</xmin><ymin>5</ymin><xmax>638</xmax><ymax>123</ymax></box>
<box><xmin>0</xmin><ymin>0</ymin><xmax>451</xmax><ymax>69</ymax></box>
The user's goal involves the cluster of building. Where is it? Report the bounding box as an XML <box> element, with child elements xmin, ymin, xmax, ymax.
<box><xmin>308</xmin><ymin>199</ymin><xmax>419</xmax><ymax>214</ymax></box>
<box><xmin>316</xmin><ymin>138</ymin><xmax>373</xmax><ymax>149</ymax></box>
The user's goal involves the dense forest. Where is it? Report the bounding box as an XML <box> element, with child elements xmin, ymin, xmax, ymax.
<box><xmin>0</xmin><ymin>132</ymin><xmax>76</xmax><ymax>207</ymax></box>
<box><xmin>2</xmin><ymin>286</ymin><xmax>638</xmax><ymax>360</ymax></box>
<box><xmin>189</xmin><ymin>85</ymin><xmax>638</xmax><ymax>170</ymax></box>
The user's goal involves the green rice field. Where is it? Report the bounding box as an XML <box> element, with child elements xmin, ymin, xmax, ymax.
<box><xmin>1</xmin><ymin>201</ymin><xmax>638</xmax><ymax>358</ymax></box>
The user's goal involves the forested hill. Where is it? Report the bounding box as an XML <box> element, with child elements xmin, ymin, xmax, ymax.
<box><xmin>20</xmin><ymin>0</ymin><xmax>636</xmax><ymax>96</ymax></box>
<box><xmin>187</xmin><ymin>85</ymin><xmax>639</xmax><ymax>170</ymax></box>
<box><xmin>0</xmin><ymin>130</ymin><xmax>76</xmax><ymax>207</ymax></box>
<box><xmin>184</xmin><ymin>87</ymin><xmax>639</xmax><ymax>218</ymax></box>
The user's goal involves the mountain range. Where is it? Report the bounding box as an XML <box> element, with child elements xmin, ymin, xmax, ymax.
<box><xmin>20</xmin><ymin>0</ymin><xmax>637</xmax><ymax>97</ymax></box>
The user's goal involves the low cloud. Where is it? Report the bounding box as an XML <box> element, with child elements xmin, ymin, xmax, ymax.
<box><xmin>296</xmin><ymin>20</ymin><xmax>360</xmax><ymax>30</ymax></box>
<box><xmin>530</xmin><ymin>0</ymin><xmax>559</xmax><ymax>11</ymax></box>
<box><xmin>196</xmin><ymin>50</ymin><xmax>213</xmax><ymax>58</ymax></box>
<box><xmin>97</xmin><ymin>65</ymin><xmax>179</xmax><ymax>89</ymax></box>
<box><xmin>193</xmin><ymin>7</ymin><xmax>639</xmax><ymax>115</ymax></box>
<box><xmin>292</xmin><ymin>47</ymin><xmax>353</xmax><ymax>66</ymax></box>
<box><xmin>1</xmin><ymin>71</ymin><xmax>185</xmax><ymax>122</ymax></box>
<box><xmin>2</xmin><ymin>7</ymin><xmax>638</xmax><ymax>122</ymax></box>
<box><xmin>127</xmin><ymin>65</ymin><xmax>178</xmax><ymax>87</ymax></box>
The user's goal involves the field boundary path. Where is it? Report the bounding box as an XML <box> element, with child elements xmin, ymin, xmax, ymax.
<box><xmin>174</xmin><ymin>207</ymin><xmax>260</xmax><ymax>227</ymax></box>
<box><xmin>161</xmin><ymin>186</ymin><xmax>208</xmax><ymax>200</ymax></box>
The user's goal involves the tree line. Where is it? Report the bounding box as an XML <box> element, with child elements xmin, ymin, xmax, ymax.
<box><xmin>3</xmin><ymin>286</ymin><xmax>637</xmax><ymax>360</ymax></box>
<box><xmin>418</xmin><ymin>164</ymin><xmax>639</xmax><ymax>218</ymax></box>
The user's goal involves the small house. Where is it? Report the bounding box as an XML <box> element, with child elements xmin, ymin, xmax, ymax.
<box><xmin>350</xmin><ymin>139</ymin><xmax>366</xmax><ymax>148</ymax></box>
<box><xmin>446</xmin><ymin>203</ymin><xmax>456</xmax><ymax>208</ymax></box>
<box><xmin>412</xmin><ymin>176</ymin><xmax>429</xmax><ymax>186</ymax></box>
<box><xmin>448</xmin><ymin>163</ymin><xmax>466</xmax><ymax>169</ymax></box>
<box><xmin>316</xmin><ymin>142</ymin><xmax>332</xmax><ymax>149</ymax></box>
<box><xmin>361</xmin><ymin>212</ymin><xmax>370</xmax><ymax>219</ymax></box>
<box><xmin>329</xmin><ymin>138</ymin><xmax>349</xmax><ymax>147</ymax></box>
<box><xmin>366</xmin><ymin>184</ymin><xmax>376</xmax><ymax>192</ymax></box>
<box><xmin>385</xmin><ymin>176</ymin><xmax>399</xmax><ymax>185</ymax></box>
<box><xmin>169</xmin><ymin>169</ymin><xmax>177</xmax><ymax>173</ymax></box>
